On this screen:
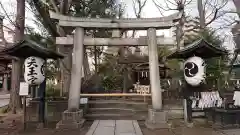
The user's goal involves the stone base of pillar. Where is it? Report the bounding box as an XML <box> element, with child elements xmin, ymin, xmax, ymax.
<box><xmin>185</xmin><ymin>122</ymin><xmax>194</xmax><ymax>128</ymax></box>
<box><xmin>145</xmin><ymin>108</ymin><xmax>170</xmax><ymax>129</ymax></box>
<box><xmin>56</xmin><ymin>109</ymin><xmax>85</xmax><ymax>129</ymax></box>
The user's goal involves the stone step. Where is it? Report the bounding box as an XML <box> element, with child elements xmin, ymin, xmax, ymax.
<box><xmin>88</xmin><ymin>100</ymin><xmax>148</xmax><ymax>110</ymax></box>
<box><xmin>88</xmin><ymin>99</ymin><xmax>148</xmax><ymax>104</ymax></box>
<box><xmin>86</xmin><ymin>99</ymin><xmax>148</xmax><ymax>120</ymax></box>
<box><xmin>85</xmin><ymin>113</ymin><xmax>147</xmax><ymax>120</ymax></box>
<box><xmin>125</xmin><ymin>97</ymin><xmax>151</xmax><ymax>101</ymax></box>
<box><xmin>88</xmin><ymin>107</ymin><xmax>147</xmax><ymax>114</ymax></box>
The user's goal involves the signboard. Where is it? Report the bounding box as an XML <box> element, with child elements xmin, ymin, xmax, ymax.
<box><xmin>80</xmin><ymin>98</ymin><xmax>88</xmax><ymax>104</ymax></box>
<box><xmin>19</xmin><ymin>82</ymin><xmax>29</xmax><ymax>96</ymax></box>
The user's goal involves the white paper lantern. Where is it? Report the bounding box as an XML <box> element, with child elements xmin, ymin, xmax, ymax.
<box><xmin>24</xmin><ymin>56</ymin><xmax>45</xmax><ymax>85</ymax></box>
<box><xmin>184</xmin><ymin>56</ymin><xmax>206</xmax><ymax>86</ymax></box>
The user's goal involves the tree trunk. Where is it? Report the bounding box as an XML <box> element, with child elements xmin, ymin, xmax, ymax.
<box><xmin>0</xmin><ymin>17</ymin><xmax>7</xmax><ymax>46</ymax></box>
<box><xmin>9</xmin><ymin>0</ymin><xmax>25</xmax><ymax>114</ymax></box>
<box><xmin>60</xmin><ymin>47</ymin><xmax>72</xmax><ymax>96</ymax></box>
<box><xmin>176</xmin><ymin>14</ymin><xmax>185</xmax><ymax>49</ymax></box>
<box><xmin>233</xmin><ymin>0</ymin><xmax>240</xmax><ymax>16</ymax></box>
<box><xmin>123</xmin><ymin>66</ymin><xmax>127</xmax><ymax>93</ymax></box>
<box><xmin>197</xmin><ymin>0</ymin><xmax>205</xmax><ymax>29</ymax></box>
<box><xmin>83</xmin><ymin>47</ymin><xmax>91</xmax><ymax>78</ymax></box>
<box><xmin>94</xmin><ymin>46</ymin><xmax>98</xmax><ymax>73</ymax></box>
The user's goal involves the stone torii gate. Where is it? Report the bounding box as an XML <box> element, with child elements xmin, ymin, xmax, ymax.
<box><xmin>50</xmin><ymin>11</ymin><xmax>182</xmax><ymax>129</ymax></box>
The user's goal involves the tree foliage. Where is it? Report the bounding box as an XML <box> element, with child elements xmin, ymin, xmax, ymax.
<box><xmin>28</xmin><ymin>0</ymin><xmax>125</xmax><ymax>83</ymax></box>
<box><xmin>97</xmin><ymin>53</ymin><xmax>126</xmax><ymax>90</ymax></box>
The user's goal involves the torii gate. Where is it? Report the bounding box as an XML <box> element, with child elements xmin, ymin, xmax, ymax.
<box><xmin>50</xmin><ymin>11</ymin><xmax>182</xmax><ymax>129</ymax></box>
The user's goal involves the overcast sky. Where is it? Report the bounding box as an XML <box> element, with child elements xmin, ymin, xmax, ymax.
<box><xmin>0</xmin><ymin>0</ymin><xmax>239</xmax><ymax>51</ymax></box>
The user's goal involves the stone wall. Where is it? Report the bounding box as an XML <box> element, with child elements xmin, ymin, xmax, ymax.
<box><xmin>26</xmin><ymin>100</ymin><xmax>68</xmax><ymax>123</ymax></box>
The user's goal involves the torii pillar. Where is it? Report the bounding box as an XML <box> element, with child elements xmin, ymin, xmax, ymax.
<box><xmin>145</xmin><ymin>28</ymin><xmax>168</xmax><ymax>129</ymax></box>
<box><xmin>3</xmin><ymin>73</ymin><xmax>8</xmax><ymax>93</ymax></box>
<box><xmin>56</xmin><ymin>27</ymin><xmax>85</xmax><ymax>129</ymax></box>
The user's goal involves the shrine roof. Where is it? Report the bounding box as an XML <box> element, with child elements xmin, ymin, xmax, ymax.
<box><xmin>1</xmin><ymin>39</ymin><xmax>64</xmax><ymax>59</ymax></box>
<box><xmin>0</xmin><ymin>54</ymin><xmax>15</xmax><ymax>62</ymax></box>
<box><xmin>228</xmin><ymin>63</ymin><xmax>240</xmax><ymax>69</ymax></box>
<box><xmin>167</xmin><ymin>39</ymin><xmax>228</xmax><ymax>59</ymax></box>
<box><xmin>118</xmin><ymin>53</ymin><xmax>164</xmax><ymax>64</ymax></box>
<box><xmin>118</xmin><ymin>54</ymin><xmax>149</xmax><ymax>64</ymax></box>
<box><xmin>134</xmin><ymin>62</ymin><xmax>171</xmax><ymax>71</ymax></box>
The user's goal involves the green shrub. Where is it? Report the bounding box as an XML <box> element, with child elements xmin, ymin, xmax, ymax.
<box><xmin>46</xmin><ymin>83</ymin><xmax>60</xmax><ymax>97</ymax></box>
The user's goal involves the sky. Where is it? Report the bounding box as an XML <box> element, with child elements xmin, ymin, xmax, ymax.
<box><xmin>0</xmin><ymin>0</ymin><xmax>239</xmax><ymax>52</ymax></box>
<box><xmin>123</xmin><ymin>0</ymin><xmax>239</xmax><ymax>52</ymax></box>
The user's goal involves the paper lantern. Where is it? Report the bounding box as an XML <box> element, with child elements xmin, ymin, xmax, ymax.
<box><xmin>184</xmin><ymin>56</ymin><xmax>206</xmax><ymax>86</ymax></box>
<box><xmin>24</xmin><ymin>56</ymin><xmax>45</xmax><ymax>85</ymax></box>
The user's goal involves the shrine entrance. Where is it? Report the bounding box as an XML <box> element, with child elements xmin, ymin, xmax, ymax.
<box><xmin>50</xmin><ymin>10</ymin><xmax>183</xmax><ymax>128</ymax></box>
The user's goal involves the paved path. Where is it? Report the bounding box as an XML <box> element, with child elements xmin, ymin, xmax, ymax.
<box><xmin>86</xmin><ymin>120</ymin><xmax>143</xmax><ymax>135</ymax></box>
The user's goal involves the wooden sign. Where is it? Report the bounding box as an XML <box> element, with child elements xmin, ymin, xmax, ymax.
<box><xmin>80</xmin><ymin>98</ymin><xmax>88</xmax><ymax>104</ymax></box>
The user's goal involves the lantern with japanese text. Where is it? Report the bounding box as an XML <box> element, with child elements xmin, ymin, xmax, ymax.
<box><xmin>24</xmin><ymin>56</ymin><xmax>45</xmax><ymax>85</ymax></box>
<box><xmin>184</xmin><ymin>56</ymin><xmax>206</xmax><ymax>86</ymax></box>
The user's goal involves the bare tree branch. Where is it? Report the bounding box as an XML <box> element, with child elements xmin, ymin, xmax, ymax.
<box><xmin>32</xmin><ymin>0</ymin><xmax>63</xmax><ymax>37</ymax></box>
<box><xmin>165</xmin><ymin>0</ymin><xmax>177</xmax><ymax>7</ymax></box>
<box><xmin>164</xmin><ymin>0</ymin><xmax>178</xmax><ymax>10</ymax></box>
<box><xmin>205</xmin><ymin>0</ymin><xmax>228</xmax><ymax>26</ymax></box>
<box><xmin>184</xmin><ymin>0</ymin><xmax>193</xmax><ymax>6</ymax></box>
<box><xmin>132</xmin><ymin>0</ymin><xmax>147</xmax><ymax>37</ymax></box>
<box><xmin>3</xmin><ymin>25</ymin><xmax>14</xmax><ymax>32</ymax></box>
<box><xmin>152</xmin><ymin>0</ymin><xmax>167</xmax><ymax>16</ymax></box>
<box><xmin>0</xmin><ymin>1</ymin><xmax>33</xmax><ymax>34</ymax></box>
<box><xmin>0</xmin><ymin>1</ymin><xmax>16</xmax><ymax>28</ymax></box>
<box><xmin>132</xmin><ymin>0</ymin><xmax>147</xmax><ymax>18</ymax></box>
<box><xmin>153</xmin><ymin>0</ymin><xmax>192</xmax><ymax>15</ymax></box>
<box><xmin>214</xmin><ymin>21</ymin><xmax>236</xmax><ymax>32</ymax></box>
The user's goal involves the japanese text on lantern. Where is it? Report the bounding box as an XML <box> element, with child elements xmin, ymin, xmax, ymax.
<box><xmin>24</xmin><ymin>56</ymin><xmax>45</xmax><ymax>85</ymax></box>
<box><xmin>26</xmin><ymin>57</ymin><xmax>38</xmax><ymax>84</ymax></box>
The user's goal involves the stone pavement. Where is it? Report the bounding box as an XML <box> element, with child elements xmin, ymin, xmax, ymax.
<box><xmin>85</xmin><ymin>120</ymin><xmax>143</xmax><ymax>135</ymax></box>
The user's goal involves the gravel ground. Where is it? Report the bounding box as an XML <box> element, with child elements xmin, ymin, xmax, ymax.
<box><xmin>1</xmin><ymin>114</ymin><xmax>240</xmax><ymax>135</ymax></box>
<box><xmin>0</xmin><ymin>114</ymin><xmax>92</xmax><ymax>135</ymax></box>
<box><xmin>139</xmin><ymin>119</ymin><xmax>226</xmax><ymax>135</ymax></box>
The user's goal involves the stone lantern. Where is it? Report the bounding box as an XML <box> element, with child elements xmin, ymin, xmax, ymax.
<box><xmin>1</xmin><ymin>39</ymin><xmax>63</xmax><ymax>127</ymax></box>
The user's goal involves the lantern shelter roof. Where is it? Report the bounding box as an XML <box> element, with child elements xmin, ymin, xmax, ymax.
<box><xmin>1</xmin><ymin>39</ymin><xmax>64</xmax><ymax>59</ymax></box>
<box><xmin>0</xmin><ymin>54</ymin><xmax>16</xmax><ymax>64</ymax></box>
<box><xmin>167</xmin><ymin>38</ymin><xmax>228</xmax><ymax>59</ymax></box>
